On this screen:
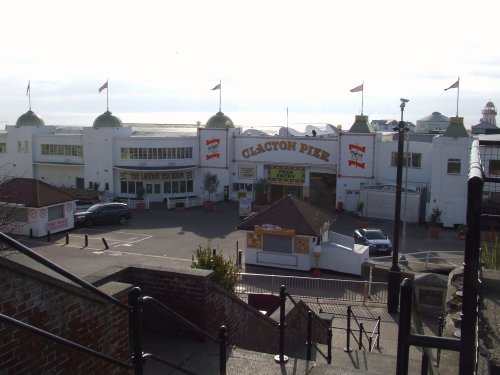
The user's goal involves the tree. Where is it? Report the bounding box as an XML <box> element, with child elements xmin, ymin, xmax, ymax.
<box><xmin>202</xmin><ymin>172</ymin><xmax>219</xmax><ymax>202</ymax></box>
<box><xmin>191</xmin><ymin>246</ymin><xmax>238</xmax><ymax>294</ymax></box>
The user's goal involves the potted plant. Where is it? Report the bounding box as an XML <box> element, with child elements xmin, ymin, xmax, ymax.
<box><xmin>136</xmin><ymin>185</ymin><xmax>146</xmax><ymax>211</ymax></box>
<box><xmin>428</xmin><ymin>207</ymin><xmax>442</xmax><ymax>238</ymax></box>
<box><xmin>202</xmin><ymin>172</ymin><xmax>219</xmax><ymax>211</ymax></box>
<box><xmin>175</xmin><ymin>201</ymin><xmax>186</xmax><ymax>212</ymax></box>
<box><xmin>457</xmin><ymin>224</ymin><xmax>467</xmax><ymax>240</ymax></box>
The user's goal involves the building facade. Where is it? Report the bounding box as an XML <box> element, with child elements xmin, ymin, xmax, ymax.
<box><xmin>0</xmin><ymin>109</ymin><xmax>479</xmax><ymax>227</ymax></box>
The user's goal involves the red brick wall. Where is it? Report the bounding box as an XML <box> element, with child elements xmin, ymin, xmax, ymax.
<box><xmin>0</xmin><ymin>258</ymin><xmax>131</xmax><ymax>374</ymax></box>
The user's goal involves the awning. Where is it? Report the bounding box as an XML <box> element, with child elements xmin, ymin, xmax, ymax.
<box><xmin>113</xmin><ymin>165</ymin><xmax>197</xmax><ymax>172</ymax></box>
<box><xmin>33</xmin><ymin>162</ymin><xmax>84</xmax><ymax>167</ymax></box>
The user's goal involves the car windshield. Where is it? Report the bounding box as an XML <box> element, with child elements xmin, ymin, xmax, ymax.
<box><xmin>87</xmin><ymin>204</ymin><xmax>101</xmax><ymax>213</ymax></box>
<box><xmin>365</xmin><ymin>230</ymin><xmax>386</xmax><ymax>240</ymax></box>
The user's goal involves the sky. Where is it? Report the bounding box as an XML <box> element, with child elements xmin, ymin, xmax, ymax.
<box><xmin>1</xmin><ymin>0</ymin><xmax>499</xmax><ymax>131</ymax></box>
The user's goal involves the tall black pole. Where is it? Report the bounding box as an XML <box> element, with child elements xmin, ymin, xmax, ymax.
<box><xmin>387</xmin><ymin>99</ymin><xmax>408</xmax><ymax>313</ymax></box>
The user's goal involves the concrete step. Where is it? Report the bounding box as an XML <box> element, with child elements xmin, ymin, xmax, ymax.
<box><xmin>142</xmin><ymin>332</ymin><xmax>424</xmax><ymax>374</ymax></box>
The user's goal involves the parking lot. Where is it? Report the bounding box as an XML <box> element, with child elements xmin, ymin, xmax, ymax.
<box><xmin>13</xmin><ymin>201</ymin><xmax>466</xmax><ymax>280</ymax></box>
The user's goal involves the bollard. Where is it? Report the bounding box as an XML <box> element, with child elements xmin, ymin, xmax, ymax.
<box><xmin>29</xmin><ymin>228</ymin><xmax>33</xmax><ymax>239</ymax></box>
<box><xmin>65</xmin><ymin>233</ymin><xmax>69</xmax><ymax>245</ymax></box>
<box><xmin>219</xmin><ymin>325</ymin><xmax>228</xmax><ymax>375</ymax></box>
<box><xmin>238</xmin><ymin>250</ymin><xmax>242</xmax><ymax>267</ymax></box>
<box><xmin>102</xmin><ymin>238</ymin><xmax>109</xmax><ymax>250</ymax></box>
<box><xmin>84</xmin><ymin>234</ymin><xmax>88</xmax><ymax>247</ymax></box>
<box><xmin>344</xmin><ymin>305</ymin><xmax>352</xmax><ymax>352</ymax></box>
<box><xmin>47</xmin><ymin>231</ymin><xmax>51</xmax><ymax>242</ymax></box>
<box><xmin>212</xmin><ymin>248</ymin><xmax>216</xmax><ymax>256</ymax></box>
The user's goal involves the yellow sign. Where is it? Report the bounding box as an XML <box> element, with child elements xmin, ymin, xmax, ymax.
<box><xmin>269</xmin><ymin>166</ymin><xmax>305</xmax><ymax>184</ymax></box>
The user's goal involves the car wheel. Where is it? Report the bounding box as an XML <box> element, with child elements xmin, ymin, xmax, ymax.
<box><xmin>118</xmin><ymin>216</ymin><xmax>127</xmax><ymax>225</ymax></box>
<box><xmin>85</xmin><ymin>219</ymin><xmax>93</xmax><ymax>228</ymax></box>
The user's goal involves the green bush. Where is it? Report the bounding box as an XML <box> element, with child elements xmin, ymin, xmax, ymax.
<box><xmin>191</xmin><ymin>246</ymin><xmax>239</xmax><ymax>294</ymax></box>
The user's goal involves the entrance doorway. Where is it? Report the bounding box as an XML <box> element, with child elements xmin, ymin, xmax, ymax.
<box><xmin>309</xmin><ymin>173</ymin><xmax>336</xmax><ymax>212</ymax></box>
<box><xmin>270</xmin><ymin>184</ymin><xmax>303</xmax><ymax>202</ymax></box>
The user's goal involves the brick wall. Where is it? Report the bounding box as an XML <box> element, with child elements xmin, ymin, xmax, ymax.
<box><xmin>0</xmin><ymin>258</ymin><xmax>131</xmax><ymax>374</ymax></box>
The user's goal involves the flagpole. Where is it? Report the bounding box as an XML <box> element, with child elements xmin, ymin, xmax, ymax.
<box><xmin>28</xmin><ymin>81</ymin><xmax>31</xmax><ymax>111</ymax></box>
<box><xmin>219</xmin><ymin>80</ymin><xmax>222</xmax><ymax>112</ymax></box>
<box><xmin>106</xmin><ymin>79</ymin><xmax>109</xmax><ymax>112</ymax></box>
<box><xmin>456</xmin><ymin>76</ymin><xmax>460</xmax><ymax>117</ymax></box>
<box><xmin>361</xmin><ymin>80</ymin><xmax>364</xmax><ymax>115</ymax></box>
<box><xmin>287</xmin><ymin>107</ymin><xmax>289</xmax><ymax>137</ymax></box>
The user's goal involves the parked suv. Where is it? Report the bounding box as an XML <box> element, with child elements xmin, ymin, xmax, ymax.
<box><xmin>74</xmin><ymin>202</ymin><xmax>132</xmax><ymax>227</ymax></box>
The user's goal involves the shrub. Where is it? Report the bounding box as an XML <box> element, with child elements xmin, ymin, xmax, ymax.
<box><xmin>191</xmin><ymin>246</ymin><xmax>238</xmax><ymax>294</ymax></box>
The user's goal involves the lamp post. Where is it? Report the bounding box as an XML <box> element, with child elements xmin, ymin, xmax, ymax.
<box><xmin>387</xmin><ymin>98</ymin><xmax>409</xmax><ymax>314</ymax></box>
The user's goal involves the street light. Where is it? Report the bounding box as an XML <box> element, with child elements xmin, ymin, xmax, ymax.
<box><xmin>387</xmin><ymin>98</ymin><xmax>409</xmax><ymax>314</ymax></box>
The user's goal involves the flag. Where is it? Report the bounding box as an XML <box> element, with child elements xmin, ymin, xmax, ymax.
<box><xmin>26</xmin><ymin>81</ymin><xmax>30</xmax><ymax>96</ymax></box>
<box><xmin>99</xmin><ymin>81</ymin><xmax>108</xmax><ymax>93</ymax></box>
<box><xmin>444</xmin><ymin>80</ymin><xmax>459</xmax><ymax>91</ymax></box>
<box><xmin>212</xmin><ymin>83</ymin><xmax>221</xmax><ymax>90</ymax></box>
<box><xmin>350</xmin><ymin>84</ymin><xmax>363</xmax><ymax>93</ymax></box>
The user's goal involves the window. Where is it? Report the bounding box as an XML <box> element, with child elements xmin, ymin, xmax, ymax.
<box><xmin>447</xmin><ymin>159</ymin><xmax>461</xmax><ymax>174</ymax></box>
<box><xmin>489</xmin><ymin>160</ymin><xmax>500</xmax><ymax>176</ymax></box>
<box><xmin>391</xmin><ymin>152</ymin><xmax>421</xmax><ymax>168</ymax></box>
<box><xmin>41</xmin><ymin>144</ymin><xmax>82</xmax><ymax>157</ymax></box>
<box><xmin>120</xmin><ymin>147</ymin><xmax>193</xmax><ymax>160</ymax></box>
<box><xmin>0</xmin><ymin>143</ymin><xmax>6</xmax><ymax>153</ymax></box>
<box><xmin>263</xmin><ymin>235</ymin><xmax>292</xmax><ymax>254</ymax></box>
<box><xmin>48</xmin><ymin>205</ymin><xmax>64</xmax><ymax>221</ymax></box>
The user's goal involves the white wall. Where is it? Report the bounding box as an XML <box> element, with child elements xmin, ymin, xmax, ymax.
<box><xmin>429</xmin><ymin>136</ymin><xmax>473</xmax><ymax>227</ymax></box>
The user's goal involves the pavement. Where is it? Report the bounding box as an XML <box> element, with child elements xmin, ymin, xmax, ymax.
<box><xmin>4</xmin><ymin>201</ymin><xmax>473</xmax><ymax>374</ymax></box>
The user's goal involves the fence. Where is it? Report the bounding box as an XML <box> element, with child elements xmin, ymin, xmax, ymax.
<box><xmin>368</xmin><ymin>250</ymin><xmax>464</xmax><ymax>272</ymax></box>
<box><xmin>236</xmin><ymin>273</ymin><xmax>388</xmax><ymax>304</ymax></box>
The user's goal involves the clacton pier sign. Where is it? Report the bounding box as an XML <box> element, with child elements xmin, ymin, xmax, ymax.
<box><xmin>240</xmin><ymin>140</ymin><xmax>331</xmax><ymax>162</ymax></box>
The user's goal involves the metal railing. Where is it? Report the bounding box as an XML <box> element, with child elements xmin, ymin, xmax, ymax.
<box><xmin>343</xmin><ymin>305</ymin><xmax>380</xmax><ymax>353</ymax></box>
<box><xmin>236</xmin><ymin>273</ymin><xmax>388</xmax><ymax>304</ymax></box>
<box><xmin>275</xmin><ymin>285</ymin><xmax>332</xmax><ymax>365</ymax></box>
<box><xmin>0</xmin><ymin>232</ymin><xmax>228</xmax><ymax>375</ymax></box>
<box><xmin>369</xmin><ymin>250</ymin><xmax>465</xmax><ymax>271</ymax></box>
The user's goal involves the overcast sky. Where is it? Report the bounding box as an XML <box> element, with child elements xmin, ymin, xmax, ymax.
<box><xmin>1</xmin><ymin>0</ymin><xmax>498</xmax><ymax>130</ymax></box>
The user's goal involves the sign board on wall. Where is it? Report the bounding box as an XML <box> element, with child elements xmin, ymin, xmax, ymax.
<box><xmin>198</xmin><ymin>129</ymin><xmax>228</xmax><ymax>168</ymax></box>
<box><xmin>238</xmin><ymin>164</ymin><xmax>257</xmax><ymax>179</ymax></box>
<box><xmin>234</xmin><ymin>137</ymin><xmax>337</xmax><ymax>165</ymax></box>
<box><xmin>338</xmin><ymin>133</ymin><xmax>375</xmax><ymax>178</ymax></box>
<box><xmin>269</xmin><ymin>166</ymin><xmax>305</xmax><ymax>185</ymax></box>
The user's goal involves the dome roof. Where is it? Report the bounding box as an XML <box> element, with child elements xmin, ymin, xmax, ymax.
<box><xmin>486</xmin><ymin>101</ymin><xmax>495</xmax><ymax>108</ymax></box>
<box><xmin>417</xmin><ymin>112</ymin><xmax>449</xmax><ymax>123</ymax></box>
<box><xmin>92</xmin><ymin>110</ymin><xmax>123</xmax><ymax>129</ymax></box>
<box><xmin>205</xmin><ymin>111</ymin><xmax>234</xmax><ymax>129</ymax></box>
<box><xmin>15</xmin><ymin>110</ymin><xmax>45</xmax><ymax>127</ymax></box>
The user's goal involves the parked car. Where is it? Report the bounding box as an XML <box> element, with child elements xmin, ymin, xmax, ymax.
<box><xmin>74</xmin><ymin>202</ymin><xmax>132</xmax><ymax>227</ymax></box>
<box><xmin>353</xmin><ymin>228</ymin><xmax>392</xmax><ymax>255</ymax></box>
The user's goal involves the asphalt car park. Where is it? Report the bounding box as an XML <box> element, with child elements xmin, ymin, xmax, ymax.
<box><xmin>13</xmin><ymin>201</ymin><xmax>466</xmax><ymax>279</ymax></box>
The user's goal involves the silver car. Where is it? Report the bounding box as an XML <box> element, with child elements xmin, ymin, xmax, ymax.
<box><xmin>353</xmin><ymin>228</ymin><xmax>392</xmax><ymax>255</ymax></box>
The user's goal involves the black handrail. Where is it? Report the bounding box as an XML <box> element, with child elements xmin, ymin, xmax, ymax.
<box><xmin>286</xmin><ymin>292</ymin><xmax>332</xmax><ymax>361</ymax></box>
<box><xmin>0</xmin><ymin>232</ymin><xmax>129</xmax><ymax>311</ymax></box>
<box><xmin>275</xmin><ymin>286</ymin><xmax>332</xmax><ymax>364</ymax></box>
<box><xmin>0</xmin><ymin>312</ymin><xmax>133</xmax><ymax>371</ymax></box>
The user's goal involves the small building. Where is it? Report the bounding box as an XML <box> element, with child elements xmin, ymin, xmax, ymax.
<box><xmin>236</xmin><ymin>195</ymin><xmax>368</xmax><ymax>275</ymax></box>
<box><xmin>0</xmin><ymin>178</ymin><xmax>76</xmax><ymax>237</ymax></box>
